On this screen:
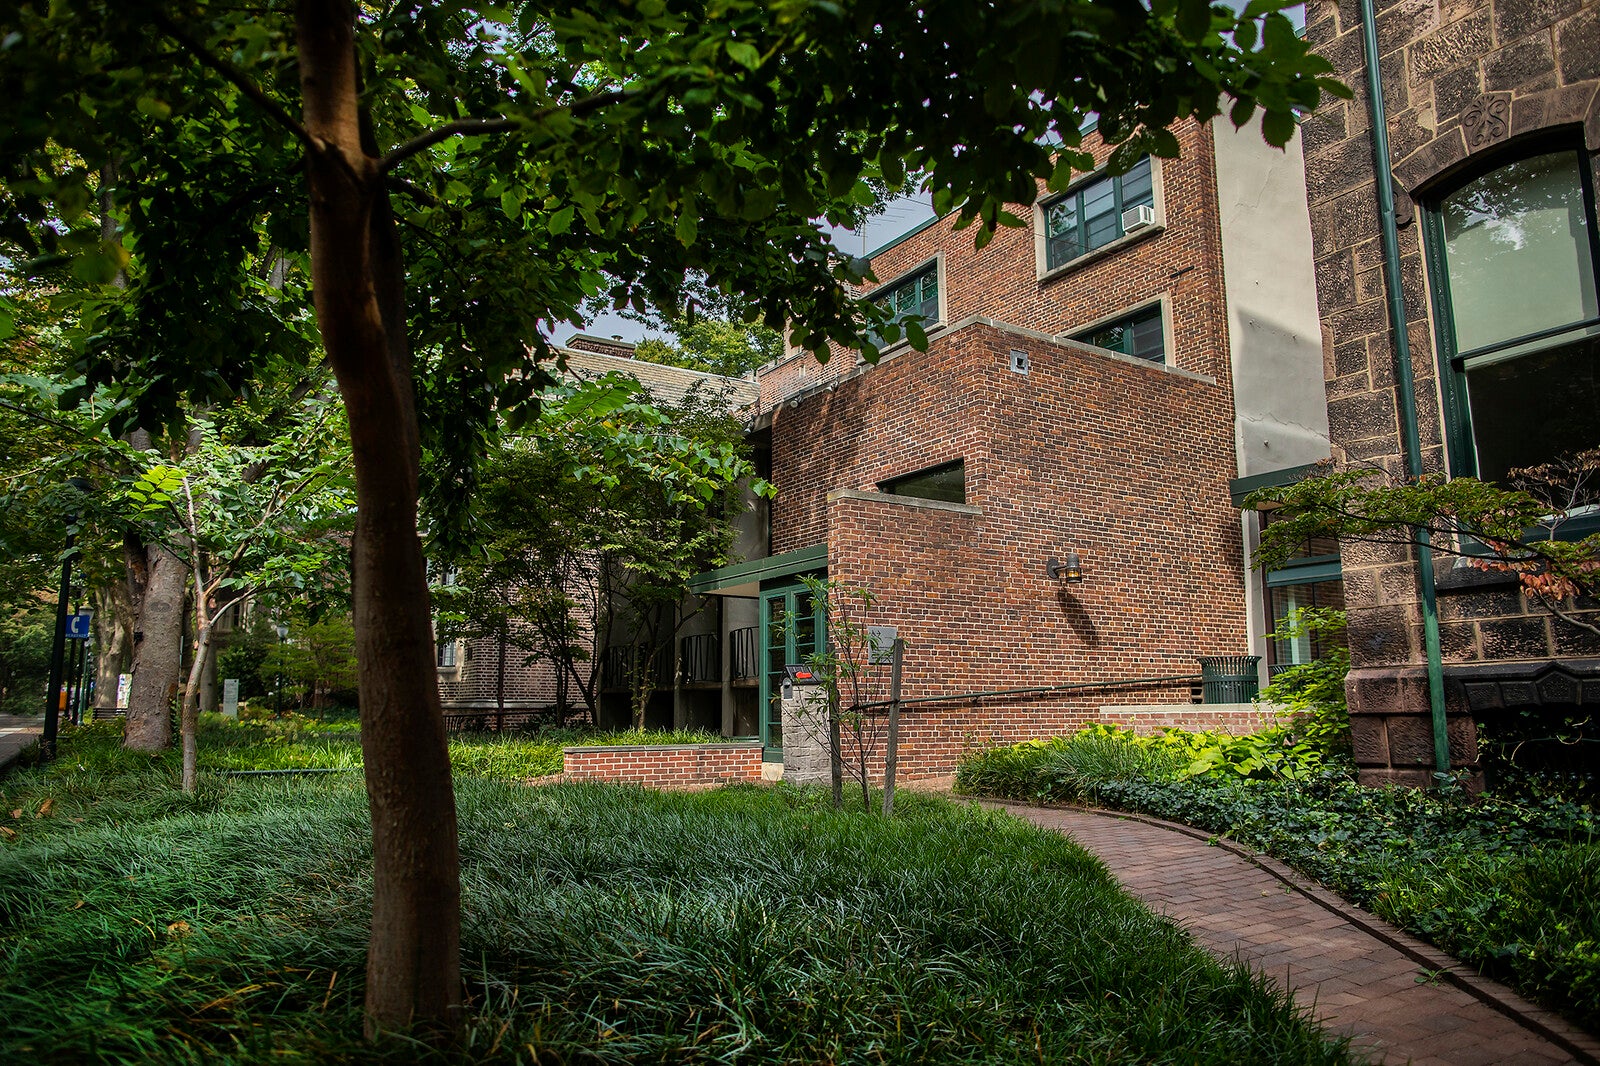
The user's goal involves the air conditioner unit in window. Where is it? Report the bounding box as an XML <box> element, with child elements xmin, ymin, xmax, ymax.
<box><xmin>1121</xmin><ymin>204</ymin><xmax>1156</xmax><ymax>232</ymax></box>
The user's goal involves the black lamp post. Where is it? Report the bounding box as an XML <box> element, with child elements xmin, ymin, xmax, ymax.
<box><xmin>275</xmin><ymin>623</ymin><xmax>289</xmax><ymax>716</ymax></box>
<box><xmin>41</xmin><ymin>478</ymin><xmax>92</xmax><ymax>760</ymax></box>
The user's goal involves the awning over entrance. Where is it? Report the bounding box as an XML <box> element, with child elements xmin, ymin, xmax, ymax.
<box><xmin>1228</xmin><ymin>462</ymin><xmax>1324</xmax><ymax>507</ymax></box>
<box><xmin>687</xmin><ymin>544</ymin><xmax>828</xmax><ymax>598</ymax></box>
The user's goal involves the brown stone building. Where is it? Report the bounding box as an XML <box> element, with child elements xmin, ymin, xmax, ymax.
<box><xmin>686</xmin><ymin>118</ymin><xmax>1338</xmax><ymax>777</ymax></box>
<box><xmin>1301</xmin><ymin>0</ymin><xmax>1600</xmax><ymax>784</ymax></box>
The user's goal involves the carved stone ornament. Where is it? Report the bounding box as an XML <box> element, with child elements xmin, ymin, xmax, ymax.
<box><xmin>1461</xmin><ymin>93</ymin><xmax>1512</xmax><ymax>152</ymax></box>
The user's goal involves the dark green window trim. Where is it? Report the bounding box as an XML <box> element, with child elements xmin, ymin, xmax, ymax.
<box><xmin>1264</xmin><ymin>556</ymin><xmax>1342</xmax><ymax>586</ymax></box>
<box><xmin>688</xmin><ymin>544</ymin><xmax>828</xmax><ymax>595</ymax></box>
<box><xmin>867</xmin><ymin>262</ymin><xmax>939</xmax><ymax>347</ymax></box>
<box><xmin>1071</xmin><ymin>303</ymin><xmax>1164</xmax><ymax>363</ymax></box>
<box><xmin>1044</xmin><ymin>157</ymin><xmax>1155</xmax><ymax>270</ymax></box>
<box><xmin>1421</xmin><ymin>140</ymin><xmax>1600</xmax><ymax>482</ymax></box>
<box><xmin>1229</xmin><ymin>463</ymin><xmax>1323</xmax><ymax>507</ymax></box>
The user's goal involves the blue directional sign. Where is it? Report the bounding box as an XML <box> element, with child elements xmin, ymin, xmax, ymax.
<box><xmin>66</xmin><ymin>612</ymin><xmax>93</xmax><ymax>640</ymax></box>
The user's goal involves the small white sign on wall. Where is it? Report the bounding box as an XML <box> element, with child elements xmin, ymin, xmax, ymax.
<box><xmin>867</xmin><ymin>626</ymin><xmax>898</xmax><ymax>665</ymax></box>
<box><xmin>116</xmin><ymin>673</ymin><xmax>132</xmax><ymax>710</ymax></box>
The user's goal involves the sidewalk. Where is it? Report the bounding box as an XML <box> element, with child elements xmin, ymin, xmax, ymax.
<box><xmin>988</xmin><ymin>801</ymin><xmax>1600</xmax><ymax>1066</ymax></box>
<box><xmin>0</xmin><ymin>715</ymin><xmax>43</xmax><ymax>775</ymax></box>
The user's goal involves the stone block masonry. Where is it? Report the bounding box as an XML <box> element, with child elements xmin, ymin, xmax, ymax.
<box><xmin>1302</xmin><ymin>0</ymin><xmax>1600</xmax><ymax>782</ymax></box>
<box><xmin>561</xmin><ymin>742</ymin><xmax>764</xmax><ymax>788</ymax></box>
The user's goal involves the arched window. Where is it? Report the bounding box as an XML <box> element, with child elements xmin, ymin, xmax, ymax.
<box><xmin>1422</xmin><ymin>145</ymin><xmax>1600</xmax><ymax>482</ymax></box>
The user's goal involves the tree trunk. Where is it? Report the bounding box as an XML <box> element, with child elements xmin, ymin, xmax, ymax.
<box><xmin>297</xmin><ymin>0</ymin><xmax>461</xmax><ymax>1039</ymax></box>
<box><xmin>91</xmin><ymin>580</ymin><xmax>133</xmax><ymax>718</ymax></box>
<box><xmin>180</xmin><ymin>618</ymin><xmax>212</xmax><ymax>793</ymax></box>
<box><xmin>124</xmin><ymin>541</ymin><xmax>186</xmax><ymax>750</ymax></box>
<box><xmin>200</xmin><ymin>619</ymin><xmax>222</xmax><ymax>713</ymax></box>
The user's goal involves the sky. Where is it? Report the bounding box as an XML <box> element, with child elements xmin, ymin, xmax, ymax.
<box><xmin>574</xmin><ymin>198</ymin><xmax>937</xmax><ymax>347</ymax></box>
<box><xmin>572</xmin><ymin>3</ymin><xmax>1303</xmax><ymax>348</ymax></box>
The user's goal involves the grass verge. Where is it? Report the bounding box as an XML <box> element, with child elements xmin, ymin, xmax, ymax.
<box><xmin>0</xmin><ymin>728</ymin><xmax>1354</xmax><ymax>1064</ymax></box>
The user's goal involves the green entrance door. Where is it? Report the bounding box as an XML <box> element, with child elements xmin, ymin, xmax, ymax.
<box><xmin>758</xmin><ymin>583</ymin><xmax>825</xmax><ymax>757</ymax></box>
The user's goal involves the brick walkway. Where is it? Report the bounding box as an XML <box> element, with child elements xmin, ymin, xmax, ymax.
<box><xmin>988</xmin><ymin>802</ymin><xmax>1600</xmax><ymax>1066</ymax></box>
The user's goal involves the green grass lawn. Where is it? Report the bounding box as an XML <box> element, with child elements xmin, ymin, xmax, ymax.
<box><xmin>0</xmin><ymin>723</ymin><xmax>1355</xmax><ymax>1064</ymax></box>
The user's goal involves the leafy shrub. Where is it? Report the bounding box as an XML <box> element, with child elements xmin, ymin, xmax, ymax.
<box><xmin>1180</xmin><ymin>728</ymin><xmax>1329</xmax><ymax>781</ymax></box>
<box><xmin>0</xmin><ymin>608</ymin><xmax>51</xmax><ymax>716</ymax></box>
<box><xmin>1257</xmin><ymin>608</ymin><xmax>1350</xmax><ymax>761</ymax></box>
<box><xmin>1035</xmin><ymin>731</ymin><xmax>1188</xmax><ymax>801</ymax></box>
<box><xmin>952</xmin><ymin>737</ymin><xmax>1068</xmax><ymax>800</ymax></box>
<box><xmin>956</xmin><ymin>723</ymin><xmax>1330</xmax><ymax>803</ymax></box>
<box><xmin>1475</xmin><ymin>706</ymin><xmax>1600</xmax><ymax>805</ymax></box>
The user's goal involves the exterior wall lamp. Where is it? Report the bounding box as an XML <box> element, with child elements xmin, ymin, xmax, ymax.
<box><xmin>1047</xmin><ymin>553</ymin><xmax>1084</xmax><ymax>583</ymax></box>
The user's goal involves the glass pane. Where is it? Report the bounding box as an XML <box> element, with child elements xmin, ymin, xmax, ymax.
<box><xmin>880</xmin><ymin>459</ymin><xmax>966</xmax><ymax>504</ymax></box>
<box><xmin>1129</xmin><ymin>310</ymin><xmax>1164</xmax><ymax>362</ymax></box>
<box><xmin>919</xmin><ymin>270</ymin><xmax>938</xmax><ymax>310</ymax></box>
<box><xmin>1464</xmin><ymin>334</ymin><xmax>1600</xmax><ymax>482</ymax></box>
<box><xmin>1046</xmin><ymin>200</ymin><xmax>1075</xmax><ymax>237</ymax></box>
<box><xmin>1048</xmin><ymin>233</ymin><xmax>1080</xmax><ymax>269</ymax></box>
<box><xmin>1089</xmin><ymin>323</ymin><xmax>1128</xmax><ymax>353</ymax></box>
<box><xmin>1121</xmin><ymin>158</ymin><xmax>1154</xmax><ymax>208</ymax></box>
<box><xmin>1268</xmin><ymin>580</ymin><xmax>1345</xmax><ymax>667</ymax></box>
<box><xmin>1083</xmin><ymin>181</ymin><xmax>1118</xmax><ymax>251</ymax></box>
<box><xmin>793</xmin><ymin>591</ymin><xmax>816</xmax><ymax>651</ymax></box>
<box><xmin>895</xmin><ymin>281</ymin><xmax>918</xmax><ymax>314</ymax></box>
<box><xmin>1441</xmin><ymin>151</ymin><xmax>1599</xmax><ymax>353</ymax></box>
<box><xmin>766</xmin><ymin>687</ymin><xmax>783</xmax><ymax>748</ymax></box>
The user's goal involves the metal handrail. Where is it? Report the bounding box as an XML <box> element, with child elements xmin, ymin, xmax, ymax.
<box><xmin>730</xmin><ymin>626</ymin><xmax>758</xmax><ymax>680</ymax></box>
<box><xmin>852</xmin><ymin>672</ymin><xmax>1203</xmax><ymax>713</ymax></box>
<box><xmin>679</xmin><ymin>632</ymin><xmax>720</xmax><ymax>684</ymax></box>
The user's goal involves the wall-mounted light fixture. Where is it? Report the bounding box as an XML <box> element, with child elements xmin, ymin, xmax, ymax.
<box><xmin>1046</xmin><ymin>553</ymin><xmax>1084</xmax><ymax>584</ymax></box>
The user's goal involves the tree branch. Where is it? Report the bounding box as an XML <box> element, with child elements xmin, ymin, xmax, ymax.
<box><xmin>378</xmin><ymin>88</ymin><xmax>637</xmax><ymax>174</ymax></box>
<box><xmin>151</xmin><ymin>13</ymin><xmax>313</xmax><ymax>149</ymax></box>
<box><xmin>379</xmin><ymin>118</ymin><xmax>519</xmax><ymax>174</ymax></box>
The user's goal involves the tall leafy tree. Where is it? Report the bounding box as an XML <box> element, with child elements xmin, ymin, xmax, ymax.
<box><xmin>0</xmin><ymin>0</ymin><xmax>1343</xmax><ymax>1037</ymax></box>
<box><xmin>634</xmin><ymin>318</ymin><xmax>782</xmax><ymax>377</ymax></box>
<box><xmin>437</xmin><ymin>375</ymin><xmax>758</xmax><ymax>723</ymax></box>
<box><xmin>118</xmin><ymin>395</ymin><xmax>354</xmax><ymax>790</ymax></box>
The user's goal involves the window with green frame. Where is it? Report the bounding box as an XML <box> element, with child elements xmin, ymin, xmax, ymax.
<box><xmin>1044</xmin><ymin>157</ymin><xmax>1155</xmax><ymax>271</ymax></box>
<box><xmin>1422</xmin><ymin>145</ymin><xmax>1600</xmax><ymax>484</ymax></box>
<box><xmin>868</xmin><ymin>263</ymin><xmax>939</xmax><ymax>347</ymax></box>
<box><xmin>1260</xmin><ymin>513</ymin><xmax>1343</xmax><ymax>674</ymax></box>
<box><xmin>1071</xmin><ymin>303</ymin><xmax>1164</xmax><ymax>363</ymax></box>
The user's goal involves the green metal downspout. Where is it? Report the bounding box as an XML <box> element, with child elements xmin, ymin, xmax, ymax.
<box><xmin>1357</xmin><ymin>0</ymin><xmax>1451</xmax><ymax>778</ymax></box>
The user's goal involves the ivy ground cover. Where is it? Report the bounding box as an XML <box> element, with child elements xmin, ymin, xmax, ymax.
<box><xmin>0</xmin><ymin>725</ymin><xmax>1354</xmax><ymax>1064</ymax></box>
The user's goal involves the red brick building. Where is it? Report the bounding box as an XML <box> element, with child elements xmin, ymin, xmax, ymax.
<box><xmin>689</xmin><ymin>118</ymin><xmax>1337</xmax><ymax>777</ymax></box>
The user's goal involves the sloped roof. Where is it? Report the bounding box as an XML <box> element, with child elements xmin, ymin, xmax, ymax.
<box><xmin>556</xmin><ymin>346</ymin><xmax>761</xmax><ymax>412</ymax></box>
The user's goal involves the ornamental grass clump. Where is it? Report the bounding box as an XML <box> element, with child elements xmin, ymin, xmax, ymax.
<box><xmin>0</xmin><ymin>725</ymin><xmax>1356</xmax><ymax>1065</ymax></box>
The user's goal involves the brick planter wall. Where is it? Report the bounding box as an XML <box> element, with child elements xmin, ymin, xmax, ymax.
<box><xmin>561</xmin><ymin>742</ymin><xmax>764</xmax><ymax>787</ymax></box>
